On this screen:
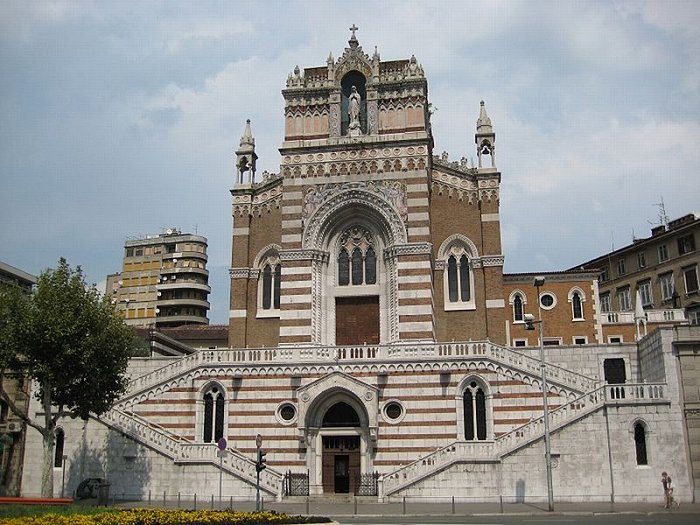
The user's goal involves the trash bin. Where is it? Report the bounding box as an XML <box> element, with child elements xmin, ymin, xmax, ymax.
<box><xmin>97</xmin><ymin>480</ymin><xmax>110</xmax><ymax>506</ymax></box>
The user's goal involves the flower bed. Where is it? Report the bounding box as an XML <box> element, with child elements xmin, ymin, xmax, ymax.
<box><xmin>0</xmin><ymin>508</ymin><xmax>330</xmax><ymax>525</ymax></box>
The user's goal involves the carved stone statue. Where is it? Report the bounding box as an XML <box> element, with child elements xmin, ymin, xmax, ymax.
<box><xmin>348</xmin><ymin>85</ymin><xmax>362</xmax><ymax>136</ymax></box>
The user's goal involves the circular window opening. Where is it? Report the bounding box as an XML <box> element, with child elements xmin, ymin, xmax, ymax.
<box><xmin>279</xmin><ymin>404</ymin><xmax>296</xmax><ymax>422</ymax></box>
<box><xmin>384</xmin><ymin>402</ymin><xmax>403</xmax><ymax>421</ymax></box>
<box><xmin>540</xmin><ymin>293</ymin><xmax>556</xmax><ymax>309</ymax></box>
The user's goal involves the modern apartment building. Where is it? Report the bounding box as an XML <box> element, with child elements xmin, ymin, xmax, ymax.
<box><xmin>109</xmin><ymin>229</ymin><xmax>211</xmax><ymax>327</ymax></box>
<box><xmin>573</xmin><ymin>212</ymin><xmax>699</xmax><ymax>335</ymax></box>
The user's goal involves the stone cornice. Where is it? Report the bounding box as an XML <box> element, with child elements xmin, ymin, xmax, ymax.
<box><xmin>385</xmin><ymin>243</ymin><xmax>433</xmax><ymax>259</ymax></box>
<box><xmin>279</xmin><ymin>249</ymin><xmax>330</xmax><ymax>263</ymax></box>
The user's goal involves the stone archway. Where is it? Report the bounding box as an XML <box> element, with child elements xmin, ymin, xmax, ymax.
<box><xmin>296</xmin><ymin>372</ymin><xmax>378</xmax><ymax>495</ymax></box>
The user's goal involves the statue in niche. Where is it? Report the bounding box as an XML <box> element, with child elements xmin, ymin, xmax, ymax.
<box><xmin>348</xmin><ymin>85</ymin><xmax>362</xmax><ymax>136</ymax></box>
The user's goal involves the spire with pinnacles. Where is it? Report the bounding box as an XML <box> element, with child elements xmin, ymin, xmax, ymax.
<box><xmin>235</xmin><ymin>119</ymin><xmax>257</xmax><ymax>185</ymax></box>
<box><xmin>475</xmin><ymin>101</ymin><xmax>496</xmax><ymax>169</ymax></box>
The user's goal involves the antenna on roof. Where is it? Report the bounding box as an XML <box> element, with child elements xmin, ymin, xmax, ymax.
<box><xmin>649</xmin><ymin>197</ymin><xmax>669</xmax><ymax>230</ymax></box>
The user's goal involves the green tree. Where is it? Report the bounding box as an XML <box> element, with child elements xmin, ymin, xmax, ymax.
<box><xmin>0</xmin><ymin>258</ymin><xmax>133</xmax><ymax>498</ymax></box>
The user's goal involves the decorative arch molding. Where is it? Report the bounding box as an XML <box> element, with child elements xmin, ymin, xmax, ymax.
<box><xmin>508</xmin><ymin>289</ymin><xmax>528</xmax><ymax>305</ymax></box>
<box><xmin>568</xmin><ymin>286</ymin><xmax>587</xmax><ymax>302</ymax></box>
<box><xmin>296</xmin><ymin>371</ymin><xmax>379</xmax><ymax>444</ymax></box>
<box><xmin>437</xmin><ymin>234</ymin><xmax>480</xmax><ymax>260</ymax></box>
<box><xmin>253</xmin><ymin>244</ymin><xmax>282</xmax><ymax>269</ymax></box>
<box><xmin>629</xmin><ymin>417</ymin><xmax>651</xmax><ymax>434</ymax></box>
<box><xmin>303</xmin><ymin>186</ymin><xmax>407</xmax><ymax>250</ymax></box>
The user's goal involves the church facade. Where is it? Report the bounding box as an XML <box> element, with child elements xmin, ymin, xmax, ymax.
<box><xmin>17</xmin><ymin>33</ymin><xmax>696</xmax><ymax>504</ymax></box>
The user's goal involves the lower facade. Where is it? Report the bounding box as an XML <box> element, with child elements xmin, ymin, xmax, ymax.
<box><xmin>18</xmin><ymin>332</ymin><xmax>697</xmax><ymax>503</ymax></box>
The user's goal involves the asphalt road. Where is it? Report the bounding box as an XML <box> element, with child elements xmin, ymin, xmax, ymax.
<box><xmin>336</xmin><ymin>513</ymin><xmax>696</xmax><ymax>525</ymax></box>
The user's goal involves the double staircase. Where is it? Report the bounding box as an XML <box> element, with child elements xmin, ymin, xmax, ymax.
<box><xmin>96</xmin><ymin>341</ymin><xmax>665</xmax><ymax>499</ymax></box>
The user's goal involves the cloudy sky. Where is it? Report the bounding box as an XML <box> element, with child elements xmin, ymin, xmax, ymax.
<box><xmin>1</xmin><ymin>0</ymin><xmax>698</xmax><ymax>325</ymax></box>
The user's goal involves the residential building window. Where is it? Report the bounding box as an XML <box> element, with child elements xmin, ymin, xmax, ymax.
<box><xmin>637</xmin><ymin>252</ymin><xmax>647</xmax><ymax>269</ymax></box>
<box><xmin>688</xmin><ymin>307</ymin><xmax>700</xmax><ymax>326</ymax></box>
<box><xmin>638</xmin><ymin>280</ymin><xmax>653</xmax><ymax>307</ymax></box>
<box><xmin>617</xmin><ymin>287</ymin><xmax>631</xmax><ymax>311</ymax></box>
<box><xmin>634</xmin><ymin>422</ymin><xmax>648</xmax><ymax>466</ymax></box>
<box><xmin>571</xmin><ymin>291</ymin><xmax>584</xmax><ymax>320</ymax></box>
<box><xmin>54</xmin><ymin>428</ymin><xmax>65</xmax><ymax>468</ymax></box>
<box><xmin>659</xmin><ymin>273</ymin><xmax>675</xmax><ymax>301</ymax></box>
<box><xmin>678</xmin><ymin>234</ymin><xmax>695</xmax><ymax>255</ymax></box>
<box><xmin>600</xmin><ymin>266</ymin><xmax>609</xmax><ymax>283</ymax></box>
<box><xmin>513</xmin><ymin>339</ymin><xmax>527</xmax><ymax>347</ymax></box>
<box><xmin>513</xmin><ymin>293</ymin><xmax>524</xmax><ymax>322</ymax></box>
<box><xmin>617</xmin><ymin>259</ymin><xmax>626</xmax><ymax>277</ymax></box>
<box><xmin>683</xmin><ymin>265</ymin><xmax>698</xmax><ymax>294</ymax></box>
<box><xmin>202</xmin><ymin>385</ymin><xmax>225</xmax><ymax>444</ymax></box>
<box><xmin>600</xmin><ymin>293</ymin><xmax>611</xmax><ymax>313</ymax></box>
<box><xmin>463</xmin><ymin>380</ymin><xmax>487</xmax><ymax>441</ymax></box>
<box><xmin>608</xmin><ymin>336</ymin><xmax>623</xmax><ymax>343</ymax></box>
<box><xmin>658</xmin><ymin>244</ymin><xmax>669</xmax><ymax>262</ymax></box>
<box><xmin>573</xmin><ymin>336</ymin><xmax>587</xmax><ymax>345</ymax></box>
<box><xmin>543</xmin><ymin>338</ymin><xmax>562</xmax><ymax>346</ymax></box>
<box><xmin>338</xmin><ymin>227</ymin><xmax>377</xmax><ymax>287</ymax></box>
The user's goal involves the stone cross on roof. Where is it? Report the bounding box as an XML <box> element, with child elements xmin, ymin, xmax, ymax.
<box><xmin>349</xmin><ymin>24</ymin><xmax>359</xmax><ymax>38</ymax></box>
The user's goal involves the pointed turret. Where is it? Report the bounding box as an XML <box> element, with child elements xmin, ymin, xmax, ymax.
<box><xmin>235</xmin><ymin>119</ymin><xmax>258</xmax><ymax>185</ymax></box>
<box><xmin>475</xmin><ymin>101</ymin><xmax>496</xmax><ymax>169</ymax></box>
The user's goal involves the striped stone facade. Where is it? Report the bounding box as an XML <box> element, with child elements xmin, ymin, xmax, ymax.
<box><xmin>228</xmin><ymin>34</ymin><xmax>505</xmax><ymax>349</ymax></box>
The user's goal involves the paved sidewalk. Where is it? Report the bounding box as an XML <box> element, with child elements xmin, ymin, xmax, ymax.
<box><xmin>262</xmin><ymin>499</ymin><xmax>700</xmax><ymax>517</ymax></box>
<box><xmin>113</xmin><ymin>496</ymin><xmax>700</xmax><ymax>517</ymax></box>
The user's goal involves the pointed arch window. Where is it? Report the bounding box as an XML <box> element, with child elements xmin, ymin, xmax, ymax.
<box><xmin>463</xmin><ymin>381</ymin><xmax>487</xmax><ymax>440</ymax></box>
<box><xmin>572</xmin><ymin>292</ymin><xmax>583</xmax><ymax>319</ymax></box>
<box><xmin>442</xmin><ymin>243</ymin><xmax>476</xmax><ymax>311</ymax></box>
<box><xmin>568</xmin><ymin>288</ymin><xmax>586</xmax><ymax>321</ymax></box>
<box><xmin>634</xmin><ymin>421</ymin><xmax>648</xmax><ymax>465</ymax></box>
<box><xmin>257</xmin><ymin>250</ymin><xmax>281</xmax><ymax>317</ymax></box>
<box><xmin>337</xmin><ymin>227</ymin><xmax>377</xmax><ymax>287</ymax></box>
<box><xmin>513</xmin><ymin>293</ymin><xmax>524</xmax><ymax>322</ymax></box>
<box><xmin>202</xmin><ymin>385</ymin><xmax>225</xmax><ymax>443</ymax></box>
<box><xmin>54</xmin><ymin>428</ymin><xmax>65</xmax><ymax>468</ymax></box>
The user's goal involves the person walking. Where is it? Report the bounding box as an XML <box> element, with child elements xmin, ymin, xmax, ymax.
<box><xmin>662</xmin><ymin>471</ymin><xmax>679</xmax><ymax>508</ymax></box>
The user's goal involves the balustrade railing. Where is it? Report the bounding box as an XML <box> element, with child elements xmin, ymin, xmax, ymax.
<box><xmin>382</xmin><ymin>382</ymin><xmax>666</xmax><ymax>496</ymax></box>
<box><xmin>99</xmin><ymin>408</ymin><xmax>283</xmax><ymax>495</ymax></box>
<box><xmin>123</xmin><ymin>341</ymin><xmax>598</xmax><ymax>402</ymax></box>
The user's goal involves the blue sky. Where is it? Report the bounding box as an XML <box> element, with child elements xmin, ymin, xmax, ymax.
<box><xmin>1</xmin><ymin>0</ymin><xmax>698</xmax><ymax>325</ymax></box>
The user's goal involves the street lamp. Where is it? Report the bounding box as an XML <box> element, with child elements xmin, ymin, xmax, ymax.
<box><xmin>525</xmin><ymin>275</ymin><xmax>554</xmax><ymax>511</ymax></box>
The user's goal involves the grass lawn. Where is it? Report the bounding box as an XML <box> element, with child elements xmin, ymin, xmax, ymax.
<box><xmin>0</xmin><ymin>506</ymin><xmax>330</xmax><ymax>524</ymax></box>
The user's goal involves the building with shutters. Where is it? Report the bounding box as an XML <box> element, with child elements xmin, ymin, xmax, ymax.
<box><xmin>18</xmin><ymin>31</ymin><xmax>698</xmax><ymax>504</ymax></box>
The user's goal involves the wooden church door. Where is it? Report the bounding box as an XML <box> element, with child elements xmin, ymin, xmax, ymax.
<box><xmin>335</xmin><ymin>296</ymin><xmax>379</xmax><ymax>345</ymax></box>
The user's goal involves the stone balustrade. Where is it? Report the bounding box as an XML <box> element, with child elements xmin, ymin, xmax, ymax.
<box><xmin>99</xmin><ymin>408</ymin><xmax>283</xmax><ymax>496</ymax></box>
<box><xmin>123</xmin><ymin>341</ymin><xmax>598</xmax><ymax>403</ymax></box>
<box><xmin>382</xmin><ymin>382</ymin><xmax>667</xmax><ymax>496</ymax></box>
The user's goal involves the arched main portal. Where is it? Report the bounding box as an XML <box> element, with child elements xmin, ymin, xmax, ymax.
<box><xmin>300</xmin><ymin>382</ymin><xmax>376</xmax><ymax>496</ymax></box>
<box><xmin>321</xmin><ymin>402</ymin><xmax>361</xmax><ymax>493</ymax></box>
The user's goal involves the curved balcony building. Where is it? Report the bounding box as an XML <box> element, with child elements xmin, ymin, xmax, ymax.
<box><xmin>110</xmin><ymin>229</ymin><xmax>210</xmax><ymax>327</ymax></box>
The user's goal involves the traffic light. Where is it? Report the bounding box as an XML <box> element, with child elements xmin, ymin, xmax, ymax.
<box><xmin>256</xmin><ymin>448</ymin><xmax>267</xmax><ymax>472</ymax></box>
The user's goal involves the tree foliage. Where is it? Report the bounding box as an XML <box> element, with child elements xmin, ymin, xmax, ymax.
<box><xmin>0</xmin><ymin>258</ymin><xmax>134</xmax><ymax>496</ymax></box>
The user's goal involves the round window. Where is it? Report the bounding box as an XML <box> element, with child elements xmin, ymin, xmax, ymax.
<box><xmin>540</xmin><ymin>293</ymin><xmax>556</xmax><ymax>309</ymax></box>
<box><xmin>384</xmin><ymin>401</ymin><xmax>403</xmax><ymax>421</ymax></box>
<box><xmin>279</xmin><ymin>404</ymin><xmax>296</xmax><ymax>422</ymax></box>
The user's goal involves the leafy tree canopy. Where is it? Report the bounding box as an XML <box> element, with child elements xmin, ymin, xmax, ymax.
<box><xmin>1</xmin><ymin>257</ymin><xmax>133</xmax><ymax>422</ymax></box>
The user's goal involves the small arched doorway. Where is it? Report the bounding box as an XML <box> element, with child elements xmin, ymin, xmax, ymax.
<box><xmin>321</xmin><ymin>401</ymin><xmax>362</xmax><ymax>493</ymax></box>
